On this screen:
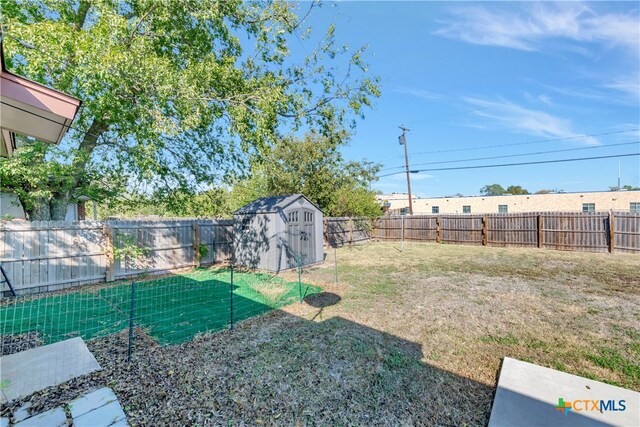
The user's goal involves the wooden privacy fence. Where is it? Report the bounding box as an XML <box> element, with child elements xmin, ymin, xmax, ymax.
<box><xmin>2</xmin><ymin>213</ymin><xmax>637</xmax><ymax>294</ymax></box>
<box><xmin>324</xmin><ymin>217</ymin><xmax>371</xmax><ymax>247</ymax></box>
<box><xmin>0</xmin><ymin>219</ymin><xmax>233</xmax><ymax>294</ymax></box>
<box><xmin>373</xmin><ymin>212</ymin><xmax>640</xmax><ymax>253</ymax></box>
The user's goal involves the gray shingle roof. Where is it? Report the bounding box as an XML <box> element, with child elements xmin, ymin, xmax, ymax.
<box><xmin>234</xmin><ymin>194</ymin><xmax>321</xmax><ymax>214</ymax></box>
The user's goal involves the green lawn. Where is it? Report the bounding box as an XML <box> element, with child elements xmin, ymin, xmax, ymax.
<box><xmin>1</xmin><ymin>268</ymin><xmax>320</xmax><ymax>345</ymax></box>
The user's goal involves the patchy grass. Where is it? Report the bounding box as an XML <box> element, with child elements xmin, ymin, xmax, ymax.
<box><xmin>298</xmin><ymin>242</ymin><xmax>640</xmax><ymax>396</ymax></box>
<box><xmin>2</xmin><ymin>242</ymin><xmax>638</xmax><ymax>425</ymax></box>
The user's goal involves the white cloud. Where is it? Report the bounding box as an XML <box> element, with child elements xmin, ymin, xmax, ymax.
<box><xmin>435</xmin><ymin>2</ymin><xmax>640</xmax><ymax>55</ymax></box>
<box><xmin>464</xmin><ymin>97</ymin><xmax>600</xmax><ymax>145</ymax></box>
<box><xmin>603</xmin><ymin>74</ymin><xmax>640</xmax><ymax>98</ymax></box>
<box><xmin>394</xmin><ymin>87</ymin><xmax>441</xmax><ymax>100</ymax></box>
<box><xmin>538</xmin><ymin>73</ymin><xmax>639</xmax><ymax>105</ymax></box>
<box><xmin>538</xmin><ymin>94</ymin><xmax>553</xmax><ymax>105</ymax></box>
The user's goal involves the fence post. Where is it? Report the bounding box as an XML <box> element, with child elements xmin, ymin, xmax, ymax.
<box><xmin>401</xmin><ymin>216</ymin><xmax>405</xmax><ymax>251</ymax></box>
<box><xmin>334</xmin><ymin>246</ymin><xmax>338</xmax><ymax>286</ymax></box>
<box><xmin>609</xmin><ymin>211</ymin><xmax>615</xmax><ymax>253</ymax></box>
<box><xmin>349</xmin><ymin>218</ymin><xmax>354</xmax><ymax>245</ymax></box>
<box><xmin>127</xmin><ymin>281</ymin><xmax>136</xmax><ymax>362</ymax></box>
<box><xmin>323</xmin><ymin>219</ymin><xmax>327</xmax><ymax>248</ymax></box>
<box><xmin>229</xmin><ymin>264</ymin><xmax>234</xmax><ymax>329</ymax></box>
<box><xmin>537</xmin><ymin>214</ymin><xmax>543</xmax><ymax>249</ymax></box>
<box><xmin>193</xmin><ymin>223</ymin><xmax>200</xmax><ymax>267</ymax></box>
<box><xmin>436</xmin><ymin>216</ymin><xmax>442</xmax><ymax>243</ymax></box>
<box><xmin>104</xmin><ymin>225</ymin><xmax>115</xmax><ymax>282</ymax></box>
<box><xmin>297</xmin><ymin>255</ymin><xmax>303</xmax><ymax>303</ymax></box>
<box><xmin>482</xmin><ymin>216</ymin><xmax>488</xmax><ymax>246</ymax></box>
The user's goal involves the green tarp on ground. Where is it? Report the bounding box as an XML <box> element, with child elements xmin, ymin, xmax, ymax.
<box><xmin>1</xmin><ymin>269</ymin><xmax>320</xmax><ymax>346</ymax></box>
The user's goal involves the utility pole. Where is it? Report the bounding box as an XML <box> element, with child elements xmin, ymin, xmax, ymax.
<box><xmin>618</xmin><ymin>159</ymin><xmax>621</xmax><ymax>191</ymax></box>
<box><xmin>398</xmin><ymin>126</ymin><xmax>413</xmax><ymax>215</ymax></box>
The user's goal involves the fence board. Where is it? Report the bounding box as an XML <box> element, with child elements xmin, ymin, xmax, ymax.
<box><xmin>0</xmin><ymin>219</ymin><xmax>233</xmax><ymax>294</ymax></box>
<box><xmin>372</xmin><ymin>211</ymin><xmax>639</xmax><ymax>254</ymax></box>
<box><xmin>614</xmin><ymin>212</ymin><xmax>640</xmax><ymax>253</ymax></box>
<box><xmin>325</xmin><ymin>217</ymin><xmax>370</xmax><ymax>247</ymax></box>
<box><xmin>441</xmin><ymin>215</ymin><xmax>483</xmax><ymax>245</ymax></box>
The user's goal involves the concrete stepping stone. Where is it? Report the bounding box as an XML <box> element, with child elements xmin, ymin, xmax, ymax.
<box><xmin>0</xmin><ymin>337</ymin><xmax>100</xmax><ymax>403</ymax></box>
<box><xmin>73</xmin><ymin>400</ymin><xmax>127</xmax><ymax>427</ymax></box>
<box><xmin>14</xmin><ymin>406</ymin><xmax>66</xmax><ymax>427</ymax></box>
<box><xmin>12</xmin><ymin>402</ymin><xmax>31</xmax><ymax>422</ymax></box>
<box><xmin>489</xmin><ymin>357</ymin><xmax>640</xmax><ymax>427</ymax></box>
<box><xmin>69</xmin><ymin>387</ymin><xmax>118</xmax><ymax>419</ymax></box>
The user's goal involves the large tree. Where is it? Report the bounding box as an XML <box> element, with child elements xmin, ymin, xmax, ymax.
<box><xmin>231</xmin><ymin>132</ymin><xmax>382</xmax><ymax>217</ymax></box>
<box><xmin>0</xmin><ymin>1</ymin><xmax>379</xmax><ymax>220</ymax></box>
<box><xmin>480</xmin><ymin>184</ymin><xmax>505</xmax><ymax>196</ymax></box>
<box><xmin>505</xmin><ymin>185</ymin><xmax>529</xmax><ymax>195</ymax></box>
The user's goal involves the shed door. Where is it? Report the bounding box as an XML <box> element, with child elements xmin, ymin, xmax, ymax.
<box><xmin>287</xmin><ymin>209</ymin><xmax>315</xmax><ymax>268</ymax></box>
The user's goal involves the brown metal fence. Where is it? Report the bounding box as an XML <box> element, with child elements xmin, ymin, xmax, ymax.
<box><xmin>373</xmin><ymin>212</ymin><xmax>640</xmax><ymax>254</ymax></box>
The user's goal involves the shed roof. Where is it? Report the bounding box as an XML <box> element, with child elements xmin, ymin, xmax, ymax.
<box><xmin>234</xmin><ymin>194</ymin><xmax>322</xmax><ymax>214</ymax></box>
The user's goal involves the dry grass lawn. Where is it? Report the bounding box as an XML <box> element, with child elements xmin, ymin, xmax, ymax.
<box><xmin>6</xmin><ymin>242</ymin><xmax>639</xmax><ymax>426</ymax></box>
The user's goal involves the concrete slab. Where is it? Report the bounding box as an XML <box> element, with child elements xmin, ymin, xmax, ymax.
<box><xmin>14</xmin><ymin>406</ymin><xmax>66</xmax><ymax>427</ymax></box>
<box><xmin>73</xmin><ymin>400</ymin><xmax>127</xmax><ymax>427</ymax></box>
<box><xmin>69</xmin><ymin>387</ymin><xmax>118</xmax><ymax>419</ymax></box>
<box><xmin>489</xmin><ymin>357</ymin><xmax>640</xmax><ymax>427</ymax></box>
<box><xmin>13</xmin><ymin>401</ymin><xmax>32</xmax><ymax>422</ymax></box>
<box><xmin>0</xmin><ymin>337</ymin><xmax>101</xmax><ymax>403</ymax></box>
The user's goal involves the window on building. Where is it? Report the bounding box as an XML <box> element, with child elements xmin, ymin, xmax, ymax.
<box><xmin>498</xmin><ymin>205</ymin><xmax>508</xmax><ymax>213</ymax></box>
<box><xmin>582</xmin><ymin>203</ymin><xmax>595</xmax><ymax>213</ymax></box>
<box><xmin>462</xmin><ymin>205</ymin><xmax>471</xmax><ymax>214</ymax></box>
<box><xmin>432</xmin><ymin>206</ymin><xmax>439</xmax><ymax>214</ymax></box>
<box><xmin>400</xmin><ymin>207</ymin><xmax>410</xmax><ymax>215</ymax></box>
<box><xmin>241</xmin><ymin>217</ymin><xmax>251</xmax><ymax>231</ymax></box>
<box><xmin>631</xmin><ymin>202</ymin><xmax>640</xmax><ymax>213</ymax></box>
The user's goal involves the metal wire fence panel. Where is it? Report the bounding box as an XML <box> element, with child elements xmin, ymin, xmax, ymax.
<box><xmin>1</xmin><ymin>268</ymin><xmax>322</xmax><ymax>354</ymax></box>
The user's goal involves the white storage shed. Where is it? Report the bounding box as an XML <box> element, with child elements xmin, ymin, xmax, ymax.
<box><xmin>233</xmin><ymin>194</ymin><xmax>324</xmax><ymax>272</ymax></box>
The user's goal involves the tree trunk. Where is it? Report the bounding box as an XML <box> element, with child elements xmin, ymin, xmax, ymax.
<box><xmin>24</xmin><ymin>120</ymin><xmax>107</xmax><ymax>221</ymax></box>
<box><xmin>50</xmin><ymin>197</ymin><xmax>70</xmax><ymax>220</ymax></box>
<box><xmin>25</xmin><ymin>198</ymin><xmax>51</xmax><ymax>221</ymax></box>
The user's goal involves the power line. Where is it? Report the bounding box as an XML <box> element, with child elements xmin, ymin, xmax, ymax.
<box><xmin>379</xmin><ymin>141</ymin><xmax>640</xmax><ymax>172</ymax></box>
<box><xmin>378</xmin><ymin>153</ymin><xmax>640</xmax><ymax>177</ymax></box>
<box><xmin>401</xmin><ymin>128</ymin><xmax>639</xmax><ymax>158</ymax></box>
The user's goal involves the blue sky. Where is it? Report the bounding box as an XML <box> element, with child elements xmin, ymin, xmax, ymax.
<box><xmin>300</xmin><ymin>1</ymin><xmax>639</xmax><ymax>197</ymax></box>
